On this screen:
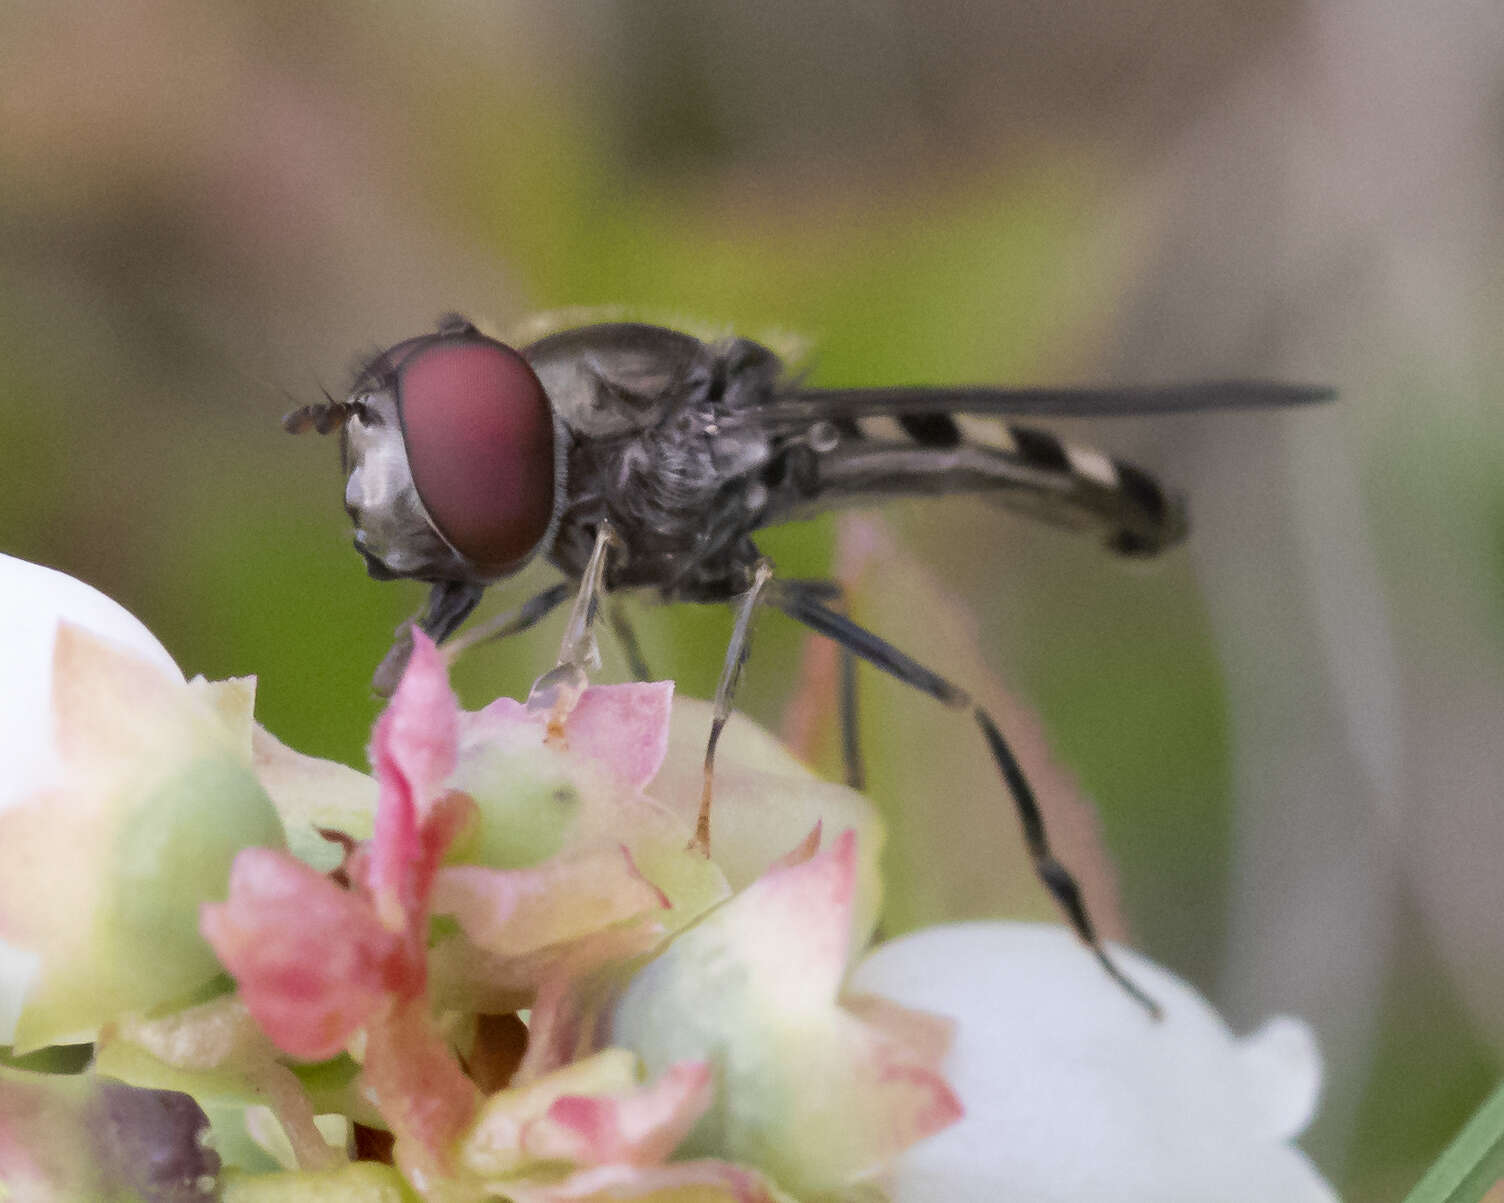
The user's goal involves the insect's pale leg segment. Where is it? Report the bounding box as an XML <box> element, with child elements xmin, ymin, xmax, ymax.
<box><xmin>692</xmin><ymin>559</ymin><xmax>776</xmax><ymax>856</ymax></box>
<box><xmin>608</xmin><ymin>602</ymin><xmax>655</xmax><ymax>682</ymax></box>
<box><xmin>527</xmin><ymin>521</ymin><xmax>619</xmax><ymax>727</ymax></box>
<box><xmin>769</xmin><ymin>581</ymin><xmax>1161</xmax><ymax>1019</ymax></box>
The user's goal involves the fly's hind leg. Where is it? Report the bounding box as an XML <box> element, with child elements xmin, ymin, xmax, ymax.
<box><xmin>692</xmin><ymin>559</ymin><xmax>775</xmax><ymax>856</ymax></box>
<box><xmin>770</xmin><ymin>580</ymin><xmax>1161</xmax><ymax>1019</ymax></box>
<box><xmin>527</xmin><ymin>520</ymin><xmax>619</xmax><ymax>734</ymax></box>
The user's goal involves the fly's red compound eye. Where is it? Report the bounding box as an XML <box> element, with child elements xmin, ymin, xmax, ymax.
<box><xmin>396</xmin><ymin>336</ymin><xmax>556</xmax><ymax>575</ymax></box>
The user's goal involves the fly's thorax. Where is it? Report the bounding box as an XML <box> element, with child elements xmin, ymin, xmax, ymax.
<box><xmin>341</xmin><ymin>390</ymin><xmax>476</xmax><ymax>583</ymax></box>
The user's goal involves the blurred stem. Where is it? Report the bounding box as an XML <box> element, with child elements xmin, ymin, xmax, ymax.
<box><xmin>1402</xmin><ymin>1078</ymin><xmax>1504</xmax><ymax>1203</ymax></box>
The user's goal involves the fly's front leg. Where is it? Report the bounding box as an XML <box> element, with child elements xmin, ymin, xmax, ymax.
<box><xmin>692</xmin><ymin>560</ymin><xmax>775</xmax><ymax>856</ymax></box>
<box><xmin>527</xmin><ymin>520</ymin><xmax>619</xmax><ymax>736</ymax></box>
<box><xmin>440</xmin><ymin>582</ymin><xmax>573</xmax><ymax>664</ymax></box>
<box><xmin>373</xmin><ymin>579</ymin><xmax>487</xmax><ymax>696</ymax></box>
<box><xmin>770</xmin><ymin>580</ymin><xmax>1162</xmax><ymax>1019</ymax></box>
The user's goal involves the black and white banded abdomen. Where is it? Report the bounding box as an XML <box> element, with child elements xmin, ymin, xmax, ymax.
<box><xmin>759</xmin><ymin>409</ymin><xmax>1188</xmax><ymax>557</ymax></box>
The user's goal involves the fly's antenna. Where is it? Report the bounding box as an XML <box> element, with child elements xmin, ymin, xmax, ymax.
<box><xmin>282</xmin><ymin>387</ymin><xmax>367</xmax><ymax>436</ymax></box>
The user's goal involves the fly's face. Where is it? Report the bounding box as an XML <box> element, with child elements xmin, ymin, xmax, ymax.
<box><xmin>289</xmin><ymin>319</ymin><xmax>564</xmax><ymax>588</ymax></box>
<box><xmin>340</xmin><ymin>388</ymin><xmax>466</xmax><ymax>581</ymax></box>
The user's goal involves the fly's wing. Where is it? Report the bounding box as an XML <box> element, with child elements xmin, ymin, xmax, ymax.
<box><xmin>746</xmin><ymin>380</ymin><xmax>1334</xmax><ymax>557</ymax></box>
<box><xmin>755</xmin><ymin>379</ymin><xmax>1334</xmax><ymax>425</ymax></box>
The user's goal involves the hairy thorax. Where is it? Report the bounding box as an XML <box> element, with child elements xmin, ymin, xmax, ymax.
<box><xmin>549</xmin><ymin>402</ymin><xmax>775</xmax><ymax>601</ymax></box>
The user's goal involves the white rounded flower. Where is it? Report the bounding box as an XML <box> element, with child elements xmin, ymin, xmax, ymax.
<box><xmin>851</xmin><ymin>922</ymin><xmax>1338</xmax><ymax>1203</ymax></box>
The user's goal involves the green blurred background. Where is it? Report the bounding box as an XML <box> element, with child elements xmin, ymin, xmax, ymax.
<box><xmin>3</xmin><ymin>2</ymin><xmax>1502</xmax><ymax>1197</ymax></box>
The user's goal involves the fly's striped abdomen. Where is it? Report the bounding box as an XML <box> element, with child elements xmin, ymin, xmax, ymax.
<box><xmin>766</xmin><ymin>409</ymin><xmax>1188</xmax><ymax>556</ymax></box>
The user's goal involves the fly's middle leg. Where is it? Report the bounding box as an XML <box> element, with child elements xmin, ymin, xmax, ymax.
<box><xmin>692</xmin><ymin>559</ymin><xmax>775</xmax><ymax>856</ymax></box>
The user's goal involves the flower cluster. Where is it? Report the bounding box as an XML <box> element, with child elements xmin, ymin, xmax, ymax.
<box><xmin>0</xmin><ymin>554</ymin><xmax>1338</xmax><ymax>1201</ymax></box>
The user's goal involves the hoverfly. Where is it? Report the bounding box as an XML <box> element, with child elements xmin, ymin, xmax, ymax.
<box><xmin>286</xmin><ymin>312</ymin><xmax>1331</xmax><ymax>1014</ymax></box>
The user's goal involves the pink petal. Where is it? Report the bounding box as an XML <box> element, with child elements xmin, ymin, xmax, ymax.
<box><xmin>200</xmin><ymin>848</ymin><xmax>411</xmax><ymax>1060</ymax></box>
<box><xmin>466</xmin><ymin>682</ymin><xmax>673</xmax><ymax>793</ymax></box>
<box><xmin>369</xmin><ymin>632</ymin><xmax>463</xmax><ymax>931</ymax></box>
<box><xmin>369</xmin><ymin>747</ymin><xmax>419</xmax><ymax>932</ymax></box>
<box><xmin>48</xmin><ymin>621</ymin><xmax>190</xmax><ymax>778</ymax></box>
<box><xmin>767</xmin><ymin>822</ymin><xmax>823</xmax><ymax>871</ymax></box>
<box><xmin>431</xmin><ymin>846</ymin><xmax>669</xmax><ymax>958</ymax></box>
<box><xmin>830</xmin><ymin>1020</ymin><xmax>965</xmax><ymax>1172</ymax></box>
<box><xmin>840</xmin><ymin>993</ymin><xmax>956</xmax><ymax>1072</ymax></box>
<box><xmin>607</xmin><ymin>827</ymin><xmax>959</xmax><ymax>1192</ymax></box>
<box><xmin>558</xmin><ymin>683</ymin><xmax>674</xmax><ymax>790</ymax></box>
<box><xmin>736</xmin><ymin>827</ymin><xmax>859</xmax><ymax>1005</ymax></box>
<box><xmin>526</xmin><ymin>1060</ymin><xmax>713</xmax><ymax>1168</ymax></box>
<box><xmin>468</xmin><ymin>694</ymin><xmax>528</xmax><ymax>729</ymax></box>
<box><xmin>375</xmin><ymin>630</ymin><xmax>459</xmax><ymax>807</ymax></box>
<box><xmin>517</xmin><ymin>926</ymin><xmax>671</xmax><ymax>1084</ymax></box>
<box><xmin>412</xmin><ymin>788</ymin><xmax>479</xmax><ymax>901</ymax></box>
<box><xmin>362</xmin><ymin>997</ymin><xmax>479</xmax><ymax>1182</ymax></box>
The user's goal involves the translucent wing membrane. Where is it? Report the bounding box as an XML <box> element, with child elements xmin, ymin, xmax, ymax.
<box><xmin>746</xmin><ymin>378</ymin><xmax>1333</xmax><ymax>557</ymax></box>
<box><xmin>757</xmin><ymin>380</ymin><xmax>1334</xmax><ymax>424</ymax></box>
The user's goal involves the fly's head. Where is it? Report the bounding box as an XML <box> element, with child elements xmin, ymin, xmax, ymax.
<box><xmin>285</xmin><ymin>316</ymin><xmax>565</xmax><ymax>592</ymax></box>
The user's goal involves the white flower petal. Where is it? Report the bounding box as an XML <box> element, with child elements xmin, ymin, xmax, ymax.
<box><xmin>1236</xmin><ymin>1014</ymin><xmax>1324</xmax><ymax>1141</ymax></box>
<box><xmin>849</xmin><ymin>922</ymin><xmax>1339</xmax><ymax>1203</ymax></box>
